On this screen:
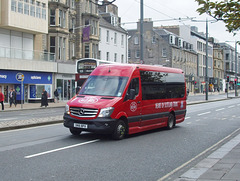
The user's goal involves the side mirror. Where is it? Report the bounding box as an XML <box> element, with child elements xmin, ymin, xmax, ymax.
<box><xmin>129</xmin><ymin>89</ymin><xmax>136</xmax><ymax>100</ymax></box>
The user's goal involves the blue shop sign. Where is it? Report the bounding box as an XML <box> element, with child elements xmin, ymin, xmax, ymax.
<box><xmin>0</xmin><ymin>70</ymin><xmax>52</xmax><ymax>84</ymax></box>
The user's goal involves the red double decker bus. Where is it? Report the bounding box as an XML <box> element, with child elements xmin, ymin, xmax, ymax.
<box><xmin>75</xmin><ymin>58</ymin><xmax>115</xmax><ymax>87</ymax></box>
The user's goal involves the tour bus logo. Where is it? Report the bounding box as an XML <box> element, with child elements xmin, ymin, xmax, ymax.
<box><xmin>78</xmin><ymin>97</ymin><xmax>98</xmax><ymax>104</ymax></box>
<box><xmin>130</xmin><ymin>102</ymin><xmax>137</xmax><ymax>112</ymax></box>
<box><xmin>16</xmin><ymin>73</ymin><xmax>24</xmax><ymax>81</ymax></box>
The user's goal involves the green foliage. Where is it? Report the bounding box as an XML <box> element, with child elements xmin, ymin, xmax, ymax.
<box><xmin>195</xmin><ymin>0</ymin><xmax>240</xmax><ymax>33</ymax></box>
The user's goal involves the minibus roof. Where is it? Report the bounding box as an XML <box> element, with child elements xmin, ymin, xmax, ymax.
<box><xmin>90</xmin><ymin>64</ymin><xmax>184</xmax><ymax>77</ymax></box>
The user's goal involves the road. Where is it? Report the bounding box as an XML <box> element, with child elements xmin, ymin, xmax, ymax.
<box><xmin>0</xmin><ymin>92</ymin><xmax>231</xmax><ymax>123</ymax></box>
<box><xmin>0</xmin><ymin>98</ymin><xmax>240</xmax><ymax>181</ymax></box>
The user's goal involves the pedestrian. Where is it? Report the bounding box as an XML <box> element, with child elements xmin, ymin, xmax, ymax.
<box><xmin>41</xmin><ymin>88</ymin><xmax>48</xmax><ymax>107</ymax></box>
<box><xmin>54</xmin><ymin>89</ymin><xmax>59</xmax><ymax>103</ymax></box>
<box><xmin>13</xmin><ymin>88</ymin><xmax>17</xmax><ymax>107</ymax></box>
<box><xmin>0</xmin><ymin>88</ymin><xmax>4</xmax><ymax>111</ymax></box>
<box><xmin>9</xmin><ymin>88</ymin><xmax>13</xmax><ymax>108</ymax></box>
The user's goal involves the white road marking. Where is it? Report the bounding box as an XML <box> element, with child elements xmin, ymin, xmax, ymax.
<box><xmin>196</xmin><ymin>119</ymin><xmax>200</xmax><ymax>122</ymax></box>
<box><xmin>198</xmin><ymin>112</ymin><xmax>211</xmax><ymax>116</ymax></box>
<box><xmin>185</xmin><ymin>117</ymin><xmax>190</xmax><ymax>120</ymax></box>
<box><xmin>0</xmin><ymin>123</ymin><xmax>62</xmax><ymax>134</ymax></box>
<box><xmin>216</xmin><ymin>108</ymin><xmax>225</xmax><ymax>112</ymax></box>
<box><xmin>25</xmin><ymin>139</ymin><xmax>100</xmax><ymax>159</ymax></box>
<box><xmin>186</xmin><ymin>122</ymin><xmax>192</xmax><ymax>125</ymax></box>
<box><xmin>228</xmin><ymin>105</ymin><xmax>235</xmax><ymax>108</ymax></box>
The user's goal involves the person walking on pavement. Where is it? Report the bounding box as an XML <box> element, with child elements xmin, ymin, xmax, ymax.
<box><xmin>9</xmin><ymin>88</ymin><xmax>14</xmax><ymax>108</ymax></box>
<box><xmin>41</xmin><ymin>88</ymin><xmax>48</xmax><ymax>107</ymax></box>
<box><xmin>12</xmin><ymin>88</ymin><xmax>17</xmax><ymax>107</ymax></box>
<box><xmin>0</xmin><ymin>88</ymin><xmax>4</xmax><ymax>110</ymax></box>
<box><xmin>54</xmin><ymin>89</ymin><xmax>59</xmax><ymax>103</ymax></box>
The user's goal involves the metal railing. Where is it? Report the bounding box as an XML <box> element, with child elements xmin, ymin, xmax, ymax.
<box><xmin>0</xmin><ymin>46</ymin><xmax>55</xmax><ymax>62</ymax></box>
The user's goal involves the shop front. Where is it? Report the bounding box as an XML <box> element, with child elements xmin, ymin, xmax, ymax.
<box><xmin>56</xmin><ymin>74</ymin><xmax>75</xmax><ymax>101</ymax></box>
<box><xmin>0</xmin><ymin>70</ymin><xmax>52</xmax><ymax>103</ymax></box>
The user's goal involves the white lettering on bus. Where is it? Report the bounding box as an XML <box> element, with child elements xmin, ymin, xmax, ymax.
<box><xmin>155</xmin><ymin>102</ymin><xmax>179</xmax><ymax>109</ymax></box>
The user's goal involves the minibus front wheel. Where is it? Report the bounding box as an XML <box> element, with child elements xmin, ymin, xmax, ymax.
<box><xmin>167</xmin><ymin>113</ymin><xmax>176</xmax><ymax>130</ymax></box>
<box><xmin>70</xmin><ymin>128</ymin><xmax>82</xmax><ymax>135</ymax></box>
<box><xmin>112</xmin><ymin>120</ymin><xmax>126</xmax><ymax>140</ymax></box>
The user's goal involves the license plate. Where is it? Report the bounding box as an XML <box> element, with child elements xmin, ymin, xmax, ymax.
<box><xmin>74</xmin><ymin>123</ymin><xmax>88</xmax><ymax>129</ymax></box>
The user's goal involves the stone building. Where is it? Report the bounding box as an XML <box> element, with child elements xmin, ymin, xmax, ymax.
<box><xmin>128</xmin><ymin>19</ymin><xmax>197</xmax><ymax>92</ymax></box>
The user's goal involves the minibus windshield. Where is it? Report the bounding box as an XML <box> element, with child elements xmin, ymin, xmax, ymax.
<box><xmin>79</xmin><ymin>75</ymin><xmax>129</xmax><ymax>97</ymax></box>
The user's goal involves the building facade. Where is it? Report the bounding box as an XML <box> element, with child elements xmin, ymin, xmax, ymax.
<box><xmin>0</xmin><ymin>0</ymin><xmax>57</xmax><ymax>103</ymax></box>
<box><xmin>208</xmin><ymin>38</ymin><xmax>225</xmax><ymax>91</ymax></box>
<box><xmin>99</xmin><ymin>3</ymin><xmax>128</xmax><ymax>63</ymax></box>
<box><xmin>162</xmin><ymin>25</ymin><xmax>214</xmax><ymax>93</ymax></box>
<box><xmin>219</xmin><ymin>42</ymin><xmax>240</xmax><ymax>91</ymax></box>
<box><xmin>128</xmin><ymin>19</ymin><xmax>197</xmax><ymax>92</ymax></box>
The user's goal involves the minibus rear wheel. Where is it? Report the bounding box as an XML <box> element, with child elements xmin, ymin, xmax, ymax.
<box><xmin>167</xmin><ymin>113</ymin><xmax>175</xmax><ymax>130</ymax></box>
<box><xmin>70</xmin><ymin>128</ymin><xmax>82</xmax><ymax>135</ymax></box>
<box><xmin>112</xmin><ymin>120</ymin><xmax>126</xmax><ymax>140</ymax></box>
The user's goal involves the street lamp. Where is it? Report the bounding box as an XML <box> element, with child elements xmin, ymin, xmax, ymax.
<box><xmin>140</xmin><ymin>0</ymin><xmax>144</xmax><ymax>64</ymax></box>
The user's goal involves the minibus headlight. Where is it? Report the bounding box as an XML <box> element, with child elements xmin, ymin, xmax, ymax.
<box><xmin>98</xmin><ymin>107</ymin><xmax>114</xmax><ymax>117</ymax></box>
<box><xmin>65</xmin><ymin>104</ymin><xmax>70</xmax><ymax>114</ymax></box>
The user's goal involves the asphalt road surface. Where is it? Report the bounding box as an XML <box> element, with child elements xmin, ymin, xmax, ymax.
<box><xmin>1</xmin><ymin>98</ymin><xmax>240</xmax><ymax>181</ymax></box>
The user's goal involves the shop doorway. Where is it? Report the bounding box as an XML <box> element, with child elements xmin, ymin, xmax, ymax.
<box><xmin>57</xmin><ymin>79</ymin><xmax>75</xmax><ymax>101</ymax></box>
<box><xmin>64</xmin><ymin>80</ymin><xmax>72</xmax><ymax>100</ymax></box>
<box><xmin>4</xmin><ymin>85</ymin><xmax>8</xmax><ymax>103</ymax></box>
<box><xmin>24</xmin><ymin>85</ymin><xmax>28</xmax><ymax>103</ymax></box>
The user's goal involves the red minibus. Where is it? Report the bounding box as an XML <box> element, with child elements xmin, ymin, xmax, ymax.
<box><xmin>64</xmin><ymin>64</ymin><xmax>187</xmax><ymax>140</ymax></box>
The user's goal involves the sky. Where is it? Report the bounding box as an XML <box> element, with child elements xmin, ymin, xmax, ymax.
<box><xmin>114</xmin><ymin>0</ymin><xmax>240</xmax><ymax>49</ymax></box>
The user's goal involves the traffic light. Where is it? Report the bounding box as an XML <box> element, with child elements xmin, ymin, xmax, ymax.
<box><xmin>194</xmin><ymin>81</ymin><xmax>197</xmax><ymax>85</ymax></box>
<box><xmin>234</xmin><ymin>78</ymin><xmax>238</xmax><ymax>84</ymax></box>
<box><xmin>227</xmin><ymin>76</ymin><xmax>229</xmax><ymax>82</ymax></box>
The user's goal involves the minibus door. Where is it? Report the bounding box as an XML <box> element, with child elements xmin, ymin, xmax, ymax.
<box><xmin>124</xmin><ymin>78</ymin><xmax>142</xmax><ymax>128</ymax></box>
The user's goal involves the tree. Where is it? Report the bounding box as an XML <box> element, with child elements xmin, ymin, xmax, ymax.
<box><xmin>195</xmin><ymin>0</ymin><xmax>240</xmax><ymax>33</ymax></box>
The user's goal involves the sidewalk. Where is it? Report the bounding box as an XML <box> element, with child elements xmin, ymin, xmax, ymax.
<box><xmin>2</xmin><ymin>101</ymin><xmax>66</xmax><ymax>111</ymax></box>
<box><xmin>174</xmin><ymin>132</ymin><xmax>240</xmax><ymax>181</ymax></box>
<box><xmin>0</xmin><ymin>101</ymin><xmax>66</xmax><ymax>131</ymax></box>
<box><xmin>1</xmin><ymin>98</ymin><xmax>240</xmax><ymax>181</ymax></box>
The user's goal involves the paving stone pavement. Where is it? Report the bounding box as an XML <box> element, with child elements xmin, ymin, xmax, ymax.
<box><xmin>173</xmin><ymin>133</ymin><xmax>240</xmax><ymax>181</ymax></box>
<box><xmin>0</xmin><ymin>101</ymin><xmax>66</xmax><ymax>130</ymax></box>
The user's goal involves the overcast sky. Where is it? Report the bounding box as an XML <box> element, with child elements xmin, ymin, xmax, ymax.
<box><xmin>114</xmin><ymin>0</ymin><xmax>240</xmax><ymax>49</ymax></box>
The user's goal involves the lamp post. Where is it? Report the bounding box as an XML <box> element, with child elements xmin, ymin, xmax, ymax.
<box><xmin>140</xmin><ymin>0</ymin><xmax>144</xmax><ymax>64</ymax></box>
<box><xmin>205</xmin><ymin>19</ymin><xmax>209</xmax><ymax>100</ymax></box>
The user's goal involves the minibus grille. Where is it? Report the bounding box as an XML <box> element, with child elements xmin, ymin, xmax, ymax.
<box><xmin>70</xmin><ymin>107</ymin><xmax>98</xmax><ymax>118</ymax></box>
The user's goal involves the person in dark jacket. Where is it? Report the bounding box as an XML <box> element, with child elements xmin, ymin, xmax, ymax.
<box><xmin>54</xmin><ymin>89</ymin><xmax>59</xmax><ymax>103</ymax></box>
<box><xmin>41</xmin><ymin>88</ymin><xmax>48</xmax><ymax>107</ymax></box>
